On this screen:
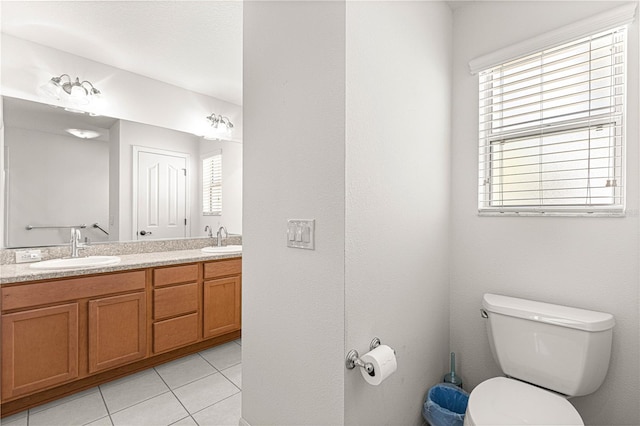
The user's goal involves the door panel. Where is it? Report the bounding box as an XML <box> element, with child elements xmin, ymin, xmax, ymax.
<box><xmin>136</xmin><ymin>150</ymin><xmax>187</xmax><ymax>240</ymax></box>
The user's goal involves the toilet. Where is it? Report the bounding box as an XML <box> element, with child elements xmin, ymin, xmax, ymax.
<box><xmin>464</xmin><ymin>293</ymin><xmax>615</xmax><ymax>426</ymax></box>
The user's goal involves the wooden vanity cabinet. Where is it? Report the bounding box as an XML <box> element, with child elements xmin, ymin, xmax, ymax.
<box><xmin>1</xmin><ymin>270</ymin><xmax>146</xmax><ymax>399</ymax></box>
<box><xmin>152</xmin><ymin>264</ymin><xmax>200</xmax><ymax>354</ymax></box>
<box><xmin>88</xmin><ymin>292</ymin><xmax>147</xmax><ymax>373</ymax></box>
<box><xmin>1</xmin><ymin>257</ymin><xmax>241</xmax><ymax>416</ymax></box>
<box><xmin>1</xmin><ymin>303</ymin><xmax>79</xmax><ymax>399</ymax></box>
<box><xmin>203</xmin><ymin>259</ymin><xmax>241</xmax><ymax>339</ymax></box>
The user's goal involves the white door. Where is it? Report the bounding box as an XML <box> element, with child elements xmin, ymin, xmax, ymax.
<box><xmin>135</xmin><ymin>149</ymin><xmax>188</xmax><ymax>240</ymax></box>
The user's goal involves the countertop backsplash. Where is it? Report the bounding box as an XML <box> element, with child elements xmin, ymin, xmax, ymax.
<box><xmin>0</xmin><ymin>235</ymin><xmax>242</xmax><ymax>265</ymax></box>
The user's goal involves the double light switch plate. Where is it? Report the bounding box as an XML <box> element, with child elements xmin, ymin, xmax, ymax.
<box><xmin>287</xmin><ymin>219</ymin><xmax>315</xmax><ymax>250</ymax></box>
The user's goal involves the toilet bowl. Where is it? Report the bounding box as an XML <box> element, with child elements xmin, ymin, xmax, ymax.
<box><xmin>464</xmin><ymin>294</ymin><xmax>615</xmax><ymax>426</ymax></box>
<box><xmin>464</xmin><ymin>377</ymin><xmax>583</xmax><ymax>426</ymax></box>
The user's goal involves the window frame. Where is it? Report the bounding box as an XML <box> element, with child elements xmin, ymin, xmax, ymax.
<box><xmin>477</xmin><ymin>26</ymin><xmax>628</xmax><ymax>217</ymax></box>
<box><xmin>202</xmin><ymin>150</ymin><xmax>222</xmax><ymax>216</ymax></box>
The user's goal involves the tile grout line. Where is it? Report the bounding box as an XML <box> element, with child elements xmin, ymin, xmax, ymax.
<box><xmin>195</xmin><ymin>352</ymin><xmax>222</xmax><ymax>373</ymax></box>
<box><xmin>188</xmin><ymin>390</ymin><xmax>242</xmax><ymax>419</ymax></box>
<box><xmin>217</xmin><ymin>366</ymin><xmax>242</xmax><ymax>392</ymax></box>
<box><xmin>104</xmin><ymin>388</ymin><xmax>174</xmax><ymax>417</ymax></box>
<box><xmin>96</xmin><ymin>385</ymin><xmax>113</xmax><ymax>426</ymax></box>
<box><xmin>154</xmin><ymin>365</ymin><xmax>199</xmax><ymax>425</ymax></box>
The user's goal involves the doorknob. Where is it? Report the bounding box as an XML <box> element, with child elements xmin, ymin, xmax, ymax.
<box><xmin>139</xmin><ymin>230</ymin><xmax>152</xmax><ymax>236</ymax></box>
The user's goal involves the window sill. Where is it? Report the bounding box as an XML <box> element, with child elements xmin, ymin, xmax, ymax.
<box><xmin>478</xmin><ymin>210</ymin><xmax>625</xmax><ymax>218</ymax></box>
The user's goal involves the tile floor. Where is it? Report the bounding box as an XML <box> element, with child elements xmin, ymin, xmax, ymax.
<box><xmin>1</xmin><ymin>340</ymin><xmax>242</xmax><ymax>426</ymax></box>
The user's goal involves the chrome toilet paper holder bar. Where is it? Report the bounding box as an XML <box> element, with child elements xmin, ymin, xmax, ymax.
<box><xmin>345</xmin><ymin>337</ymin><xmax>382</xmax><ymax>373</ymax></box>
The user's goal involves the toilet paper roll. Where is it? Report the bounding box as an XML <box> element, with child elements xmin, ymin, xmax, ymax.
<box><xmin>360</xmin><ymin>344</ymin><xmax>397</xmax><ymax>386</ymax></box>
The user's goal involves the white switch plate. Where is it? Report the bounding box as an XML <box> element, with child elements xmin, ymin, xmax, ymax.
<box><xmin>287</xmin><ymin>219</ymin><xmax>315</xmax><ymax>250</ymax></box>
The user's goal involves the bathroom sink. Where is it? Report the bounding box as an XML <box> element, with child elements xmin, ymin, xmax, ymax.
<box><xmin>30</xmin><ymin>256</ymin><xmax>121</xmax><ymax>270</ymax></box>
<box><xmin>201</xmin><ymin>245</ymin><xmax>242</xmax><ymax>254</ymax></box>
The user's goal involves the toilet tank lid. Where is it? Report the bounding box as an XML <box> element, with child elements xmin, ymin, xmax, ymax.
<box><xmin>483</xmin><ymin>294</ymin><xmax>615</xmax><ymax>332</ymax></box>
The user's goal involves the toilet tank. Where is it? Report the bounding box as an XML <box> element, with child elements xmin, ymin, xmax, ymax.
<box><xmin>482</xmin><ymin>294</ymin><xmax>615</xmax><ymax>397</ymax></box>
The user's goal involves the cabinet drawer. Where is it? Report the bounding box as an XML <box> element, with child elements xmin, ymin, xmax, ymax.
<box><xmin>204</xmin><ymin>258</ymin><xmax>241</xmax><ymax>280</ymax></box>
<box><xmin>153</xmin><ymin>283</ymin><xmax>198</xmax><ymax>320</ymax></box>
<box><xmin>153</xmin><ymin>313</ymin><xmax>199</xmax><ymax>353</ymax></box>
<box><xmin>153</xmin><ymin>264</ymin><xmax>199</xmax><ymax>287</ymax></box>
<box><xmin>2</xmin><ymin>271</ymin><xmax>146</xmax><ymax>312</ymax></box>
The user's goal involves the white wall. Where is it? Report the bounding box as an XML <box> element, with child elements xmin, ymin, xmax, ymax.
<box><xmin>198</xmin><ymin>139</ymin><xmax>243</xmax><ymax>236</ymax></box>
<box><xmin>4</xmin><ymin>126</ymin><xmax>109</xmax><ymax>247</ymax></box>
<box><xmin>242</xmin><ymin>1</ymin><xmax>346</xmax><ymax>424</ymax></box>
<box><xmin>344</xmin><ymin>2</ymin><xmax>452</xmax><ymax>425</ymax></box>
<box><xmin>450</xmin><ymin>2</ymin><xmax>640</xmax><ymax>425</ymax></box>
<box><xmin>114</xmin><ymin>120</ymin><xmax>201</xmax><ymax>241</ymax></box>
<box><xmin>108</xmin><ymin>120</ymin><xmax>121</xmax><ymax>241</ymax></box>
<box><xmin>244</xmin><ymin>1</ymin><xmax>452</xmax><ymax>424</ymax></box>
<box><xmin>1</xmin><ymin>35</ymin><xmax>242</xmax><ymax>142</ymax></box>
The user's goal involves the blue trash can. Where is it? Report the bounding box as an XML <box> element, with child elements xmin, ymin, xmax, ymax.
<box><xmin>422</xmin><ymin>383</ymin><xmax>469</xmax><ymax>426</ymax></box>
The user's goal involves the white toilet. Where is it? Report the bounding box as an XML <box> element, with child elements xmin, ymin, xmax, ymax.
<box><xmin>464</xmin><ymin>293</ymin><xmax>615</xmax><ymax>426</ymax></box>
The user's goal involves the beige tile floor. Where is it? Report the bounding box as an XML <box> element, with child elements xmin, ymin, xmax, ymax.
<box><xmin>1</xmin><ymin>340</ymin><xmax>242</xmax><ymax>426</ymax></box>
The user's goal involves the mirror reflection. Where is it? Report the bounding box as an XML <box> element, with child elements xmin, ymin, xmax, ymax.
<box><xmin>3</xmin><ymin>97</ymin><xmax>242</xmax><ymax>249</ymax></box>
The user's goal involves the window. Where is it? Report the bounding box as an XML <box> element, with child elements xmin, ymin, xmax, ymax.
<box><xmin>478</xmin><ymin>26</ymin><xmax>627</xmax><ymax>215</ymax></box>
<box><xmin>202</xmin><ymin>152</ymin><xmax>222</xmax><ymax>215</ymax></box>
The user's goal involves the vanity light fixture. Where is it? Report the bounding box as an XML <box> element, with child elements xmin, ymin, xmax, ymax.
<box><xmin>203</xmin><ymin>113</ymin><xmax>234</xmax><ymax>140</ymax></box>
<box><xmin>39</xmin><ymin>74</ymin><xmax>103</xmax><ymax>107</ymax></box>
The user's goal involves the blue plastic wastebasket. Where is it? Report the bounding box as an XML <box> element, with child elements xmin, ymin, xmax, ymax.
<box><xmin>422</xmin><ymin>383</ymin><xmax>469</xmax><ymax>426</ymax></box>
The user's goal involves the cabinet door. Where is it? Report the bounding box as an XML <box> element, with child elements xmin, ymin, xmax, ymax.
<box><xmin>2</xmin><ymin>303</ymin><xmax>79</xmax><ymax>399</ymax></box>
<box><xmin>88</xmin><ymin>292</ymin><xmax>147</xmax><ymax>373</ymax></box>
<box><xmin>203</xmin><ymin>276</ymin><xmax>241</xmax><ymax>339</ymax></box>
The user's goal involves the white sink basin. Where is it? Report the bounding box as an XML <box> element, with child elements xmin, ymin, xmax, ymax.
<box><xmin>201</xmin><ymin>245</ymin><xmax>242</xmax><ymax>254</ymax></box>
<box><xmin>30</xmin><ymin>256</ymin><xmax>121</xmax><ymax>270</ymax></box>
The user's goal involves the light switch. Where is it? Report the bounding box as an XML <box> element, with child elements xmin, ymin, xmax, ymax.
<box><xmin>287</xmin><ymin>219</ymin><xmax>315</xmax><ymax>250</ymax></box>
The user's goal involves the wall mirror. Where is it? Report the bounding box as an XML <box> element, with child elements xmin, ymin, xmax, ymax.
<box><xmin>2</xmin><ymin>96</ymin><xmax>243</xmax><ymax>249</ymax></box>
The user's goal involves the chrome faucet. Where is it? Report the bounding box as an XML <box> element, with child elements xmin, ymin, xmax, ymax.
<box><xmin>204</xmin><ymin>225</ymin><xmax>213</xmax><ymax>238</ymax></box>
<box><xmin>216</xmin><ymin>226</ymin><xmax>228</xmax><ymax>247</ymax></box>
<box><xmin>70</xmin><ymin>227</ymin><xmax>88</xmax><ymax>258</ymax></box>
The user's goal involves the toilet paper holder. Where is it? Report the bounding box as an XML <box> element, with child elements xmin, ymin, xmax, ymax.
<box><xmin>345</xmin><ymin>337</ymin><xmax>382</xmax><ymax>373</ymax></box>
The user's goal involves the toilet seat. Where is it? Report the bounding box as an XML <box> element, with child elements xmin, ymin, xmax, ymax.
<box><xmin>465</xmin><ymin>377</ymin><xmax>584</xmax><ymax>426</ymax></box>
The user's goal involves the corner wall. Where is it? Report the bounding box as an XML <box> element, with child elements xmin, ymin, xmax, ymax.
<box><xmin>242</xmin><ymin>2</ymin><xmax>346</xmax><ymax>424</ymax></box>
<box><xmin>344</xmin><ymin>2</ymin><xmax>452</xmax><ymax>424</ymax></box>
<box><xmin>450</xmin><ymin>2</ymin><xmax>640</xmax><ymax>425</ymax></box>
<box><xmin>243</xmin><ymin>1</ymin><xmax>453</xmax><ymax>424</ymax></box>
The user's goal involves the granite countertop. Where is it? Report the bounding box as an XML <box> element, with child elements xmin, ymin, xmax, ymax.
<box><xmin>0</xmin><ymin>249</ymin><xmax>242</xmax><ymax>285</ymax></box>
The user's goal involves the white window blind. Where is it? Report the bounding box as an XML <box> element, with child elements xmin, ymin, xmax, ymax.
<box><xmin>203</xmin><ymin>153</ymin><xmax>222</xmax><ymax>216</ymax></box>
<box><xmin>478</xmin><ymin>26</ymin><xmax>627</xmax><ymax>216</ymax></box>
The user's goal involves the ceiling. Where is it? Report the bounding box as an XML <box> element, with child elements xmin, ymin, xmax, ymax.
<box><xmin>1</xmin><ymin>1</ymin><xmax>243</xmax><ymax>106</ymax></box>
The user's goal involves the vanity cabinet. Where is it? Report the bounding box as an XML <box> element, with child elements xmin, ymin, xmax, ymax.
<box><xmin>0</xmin><ymin>257</ymin><xmax>241</xmax><ymax>417</ymax></box>
<box><xmin>152</xmin><ymin>264</ymin><xmax>200</xmax><ymax>354</ymax></box>
<box><xmin>203</xmin><ymin>259</ymin><xmax>242</xmax><ymax>339</ymax></box>
<box><xmin>88</xmin><ymin>292</ymin><xmax>147</xmax><ymax>373</ymax></box>
<box><xmin>1</xmin><ymin>270</ymin><xmax>145</xmax><ymax>399</ymax></box>
<box><xmin>1</xmin><ymin>303</ymin><xmax>79</xmax><ymax>399</ymax></box>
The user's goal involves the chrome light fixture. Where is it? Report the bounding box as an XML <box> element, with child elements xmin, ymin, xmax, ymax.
<box><xmin>203</xmin><ymin>113</ymin><xmax>234</xmax><ymax>140</ymax></box>
<box><xmin>39</xmin><ymin>74</ymin><xmax>102</xmax><ymax>106</ymax></box>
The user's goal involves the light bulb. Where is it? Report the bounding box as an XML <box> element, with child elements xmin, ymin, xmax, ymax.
<box><xmin>38</xmin><ymin>79</ymin><xmax>62</xmax><ymax>100</ymax></box>
<box><xmin>69</xmin><ymin>85</ymin><xmax>89</xmax><ymax>105</ymax></box>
